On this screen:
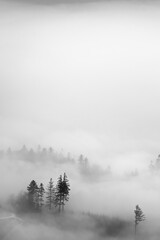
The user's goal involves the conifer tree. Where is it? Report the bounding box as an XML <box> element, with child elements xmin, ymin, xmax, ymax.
<box><xmin>78</xmin><ymin>154</ymin><xmax>84</xmax><ymax>165</ymax></box>
<box><xmin>62</xmin><ymin>172</ymin><xmax>70</xmax><ymax>211</ymax></box>
<box><xmin>27</xmin><ymin>180</ymin><xmax>38</xmax><ymax>211</ymax></box>
<box><xmin>55</xmin><ymin>173</ymin><xmax>70</xmax><ymax>212</ymax></box>
<box><xmin>34</xmin><ymin>186</ymin><xmax>40</xmax><ymax>211</ymax></box>
<box><xmin>134</xmin><ymin>205</ymin><xmax>145</xmax><ymax>236</ymax></box>
<box><xmin>39</xmin><ymin>183</ymin><xmax>45</xmax><ymax>210</ymax></box>
<box><xmin>46</xmin><ymin>178</ymin><xmax>55</xmax><ymax>211</ymax></box>
<box><xmin>55</xmin><ymin>175</ymin><xmax>63</xmax><ymax>212</ymax></box>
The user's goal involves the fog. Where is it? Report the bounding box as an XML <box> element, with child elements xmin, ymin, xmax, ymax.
<box><xmin>0</xmin><ymin>150</ymin><xmax>159</xmax><ymax>217</ymax></box>
<box><xmin>1</xmin><ymin>0</ymin><xmax>160</xmax><ymax>159</ymax></box>
<box><xmin>1</xmin><ymin>0</ymin><xmax>160</xmax><ymax>239</ymax></box>
<box><xmin>0</xmin><ymin>149</ymin><xmax>160</xmax><ymax>239</ymax></box>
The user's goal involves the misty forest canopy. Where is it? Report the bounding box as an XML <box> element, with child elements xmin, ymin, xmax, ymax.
<box><xmin>9</xmin><ymin>173</ymin><xmax>70</xmax><ymax>214</ymax></box>
<box><xmin>0</xmin><ymin>145</ymin><xmax>86</xmax><ymax>165</ymax></box>
<box><xmin>25</xmin><ymin>173</ymin><xmax>70</xmax><ymax>213</ymax></box>
<box><xmin>2</xmin><ymin>145</ymin><xmax>160</xmax><ymax>240</ymax></box>
<box><xmin>1</xmin><ymin>145</ymin><xmax>160</xmax><ymax>174</ymax></box>
<box><xmin>0</xmin><ymin>145</ymin><xmax>112</xmax><ymax>181</ymax></box>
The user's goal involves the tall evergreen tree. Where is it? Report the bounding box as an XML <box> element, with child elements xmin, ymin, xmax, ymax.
<box><xmin>39</xmin><ymin>183</ymin><xmax>45</xmax><ymax>210</ymax></box>
<box><xmin>55</xmin><ymin>175</ymin><xmax>63</xmax><ymax>212</ymax></box>
<box><xmin>134</xmin><ymin>205</ymin><xmax>145</xmax><ymax>236</ymax></box>
<box><xmin>78</xmin><ymin>154</ymin><xmax>84</xmax><ymax>165</ymax></box>
<box><xmin>27</xmin><ymin>180</ymin><xmax>38</xmax><ymax>211</ymax></box>
<box><xmin>62</xmin><ymin>172</ymin><xmax>70</xmax><ymax>211</ymax></box>
<box><xmin>34</xmin><ymin>186</ymin><xmax>40</xmax><ymax>211</ymax></box>
<box><xmin>55</xmin><ymin>173</ymin><xmax>70</xmax><ymax>212</ymax></box>
<box><xmin>46</xmin><ymin>178</ymin><xmax>55</xmax><ymax>211</ymax></box>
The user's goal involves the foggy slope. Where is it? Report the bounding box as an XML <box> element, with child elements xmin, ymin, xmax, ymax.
<box><xmin>0</xmin><ymin>147</ymin><xmax>160</xmax><ymax>240</ymax></box>
<box><xmin>0</xmin><ymin>209</ymin><xmax>159</xmax><ymax>240</ymax></box>
<box><xmin>0</xmin><ymin>148</ymin><xmax>160</xmax><ymax>225</ymax></box>
<box><xmin>0</xmin><ymin>210</ymin><xmax>137</xmax><ymax>240</ymax></box>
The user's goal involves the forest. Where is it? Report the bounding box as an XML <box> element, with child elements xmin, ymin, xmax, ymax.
<box><xmin>0</xmin><ymin>145</ymin><xmax>160</xmax><ymax>240</ymax></box>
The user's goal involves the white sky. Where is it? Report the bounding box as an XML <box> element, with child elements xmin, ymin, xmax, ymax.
<box><xmin>1</xmin><ymin>1</ymin><xmax>160</xmax><ymax>165</ymax></box>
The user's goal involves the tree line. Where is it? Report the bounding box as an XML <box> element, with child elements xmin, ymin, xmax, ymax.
<box><xmin>0</xmin><ymin>145</ymin><xmax>75</xmax><ymax>164</ymax></box>
<box><xmin>26</xmin><ymin>172</ymin><xmax>70</xmax><ymax>213</ymax></box>
<box><xmin>0</xmin><ymin>145</ymin><xmax>91</xmax><ymax>167</ymax></box>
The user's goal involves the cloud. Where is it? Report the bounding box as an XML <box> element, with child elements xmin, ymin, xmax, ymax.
<box><xmin>0</xmin><ymin>0</ymin><xmax>160</xmax><ymax>6</ymax></box>
<box><xmin>0</xmin><ymin>211</ymin><xmax>133</xmax><ymax>240</ymax></box>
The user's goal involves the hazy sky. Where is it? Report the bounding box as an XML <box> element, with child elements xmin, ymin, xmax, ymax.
<box><xmin>1</xmin><ymin>0</ymin><xmax>160</xmax><ymax>165</ymax></box>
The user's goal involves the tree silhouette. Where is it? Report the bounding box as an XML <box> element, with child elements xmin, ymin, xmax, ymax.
<box><xmin>39</xmin><ymin>183</ymin><xmax>45</xmax><ymax>210</ymax></box>
<box><xmin>55</xmin><ymin>175</ymin><xmax>63</xmax><ymax>212</ymax></box>
<box><xmin>27</xmin><ymin>180</ymin><xmax>39</xmax><ymax>211</ymax></box>
<box><xmin>55</xmin><ymin>173</ymin><xmax>70</xmax><ymax>212</ymax></box>
<box><xmin>62</xmin><ymin>172</ymin><xmax>70</xmax><ymax>212</ymax></box>
<box><xmin>46</xmin><ymin>178</ymin><xmax>55</xmax><ymax>211</ymax></box>
<box><xmin>134</xmin><ymin>205</ymin><xmax>145</xmax><ymax>237</ymax></box>
<box><xmin>78</xmin><ymin>154</ymin><xmax>84</xmax><ymax>165</ymax></box>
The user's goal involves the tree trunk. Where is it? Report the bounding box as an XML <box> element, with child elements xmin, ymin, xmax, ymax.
<box><xmin>59</xmin><ymin>196</ymin><xmax>61</xmax><ymax>213</ymax></box>
<box><xmin>62</xmin><ymin>194</ymin><xmax>64</xmax><ymax>212</ymax></box>
<box><xmin>135</xmin><ymin>223</ymin><xmax>137</xmax><ymax>240</ymax></box>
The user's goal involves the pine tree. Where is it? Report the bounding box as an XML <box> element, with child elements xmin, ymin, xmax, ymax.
<box><xmin>39</xmin><ymin>183</ymin><xmax>45</xmax><ymax>210</ymax></box>
<box><xmin>27</xmin><ymin>180</ymin><xmax>38</xmax><ymax>211</ymax></box>
<box><xmin>55</xmin><ymin>175</ymin><xmax>63</xmax><ymax>212</ymax></box>
<box><xmin>55</xmin><ymin>173</ymin><xmax>70</xmax><ymax>213</ymax></box>
<box><xmin>62</xmin><ymin>172</ymin><xmax>70</xmax><ymax>212</ymax></box>
<box><xmin>34</xmin><ymin>186</ymin><xmax>40</xmax><ymax>211</ymax></box>
<box><xmin>46</xmin><ymin>178</ymin><xmax>55</xmax><ymax>211</ymax></box>
<box><xmin>78</xmin><ymin>154</ymin><xmax>84</xmax><ymax>165</ymax></box>
<box><xmin>134</xmin><ymin>205</ymin><xmax>145</xmax><ymax>236</ymax></box>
